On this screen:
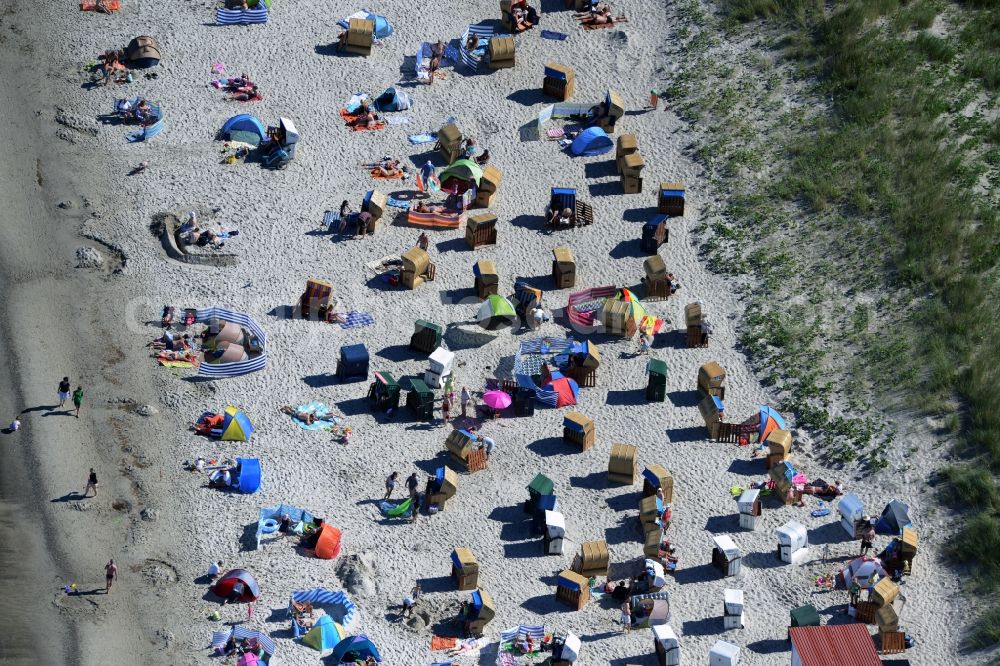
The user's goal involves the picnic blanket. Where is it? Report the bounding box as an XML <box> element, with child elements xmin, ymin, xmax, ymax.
<box><xmin>431</xmin><ymin>636</ymin><xmax>458</xmax><ymax>651</ymax></box>
<box><xmin>158</xmin><ymin>360</ymin><xmax>194</xmax><ymax>368</ymax></box>
<box><xmin>289</xmin><ymin>401</ymin><xmax>340</xmax><ymax>431</ymax></box>
<box><xmin>339</xmin><ymin>311</ymin><xmax>375</xmax><ymax>329</ymax></box>
<box><xmin>386</xmin><ymin>196</ymin><xmax>411</xmax><ymax>209</ymax></box>
<box><xmin>541</xmin><ymin>29</ymin><xmax>568</xmax><ymax>40</ymax></box>
<box><xmin>80</xmin><ymin>0</ymin><xmax>120</xmax><ymax>10</ymax></box>
<box><xmin>340</xmin><ymin>109</ymin><xmax>385</xmax><ymax>131</ymax></box>
<box><xmin>408</xmin><ymin>133</ymin><xmax>437</xmax><ymax>145</ymax></box>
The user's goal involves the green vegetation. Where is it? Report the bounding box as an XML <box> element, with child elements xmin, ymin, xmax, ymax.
<box><xmin>667</xmin><ymin>0</ymin><xmax>1000</xmax><ymax>646</ymax></box>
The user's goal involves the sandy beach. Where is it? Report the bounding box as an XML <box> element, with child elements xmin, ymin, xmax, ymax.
<box><xmin>0</xmin><ymin>0</ymin><xmax>990</xmax><ymax>663</ymax></box>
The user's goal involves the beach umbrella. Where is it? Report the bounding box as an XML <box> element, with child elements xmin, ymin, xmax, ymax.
<box><xmin>482</xmin><ymin>390</ymin><xmax>512</xmax><ymax>411</ymax></box>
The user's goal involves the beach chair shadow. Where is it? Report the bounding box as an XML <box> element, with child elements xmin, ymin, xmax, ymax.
<box><xmin>667</xmin><ymin>390</ymin><xmax>701</xmax><ymax>408</ymax></box>
<box><xmin>604</xmin><ymin>492</ymin><xmax>633</xmax><ymax>513</ymax></box>
<box><xmin>376</xmin><ymin>344</ymin><xmax>416</xmax><ymax>362</ymax></box>
<box><xmin>742</xmin><ymin>550</ymin><xmax>783</xmax><ymax>570</ymax></box>
<box><xmin>526</xmin><ymin>437</ymin><xmax>564</xmax><ymax>457</ymax></box>
<box><xmin>727</xmin><ymin>458</ymin><xmax>759</xmax><ymax>476</ymax></box>
<box><xmin>609</xmin><ymin>239</ymin><xmax>644</xmax><ymax>259</ymax></box>
<box><xmin>302</xmin><ymin>373</ymin><xmax>337</xmax><ymax>388</ymax></box>
<box><xmin>604</xmin><ymin>517</ymin><xmax>637</xmax><ymax>545</ymax></box>
<box><xmin>510</xmin><ymin>214</ymin><xmax>544</xmax><ymax>231</ymax></box>
<box><xmin>704</xmin><ymin>514</ymin><xmax>738</xmax><ymax>534</ymax></box>
<box><xmin>507</xmin><ymin>88</ymin><xmax>547</xmax><ymax>107</ymax></box>
<box><xmin>808</xmin><ymin>521</ymin><xmax>849</xmax><ymax>546</ymax></box>
<box><xmin>673</xmin><ymin>563</ymin><xmax>716</xmax><ymax>585</ymax></box>
<box><xmin>519</xmin><ymin>593</ymin><xmax>561</xmax><ymax>614</ymax></box>
<box><xmin>747</xmin><ymin>638</ymin><xmax>790</xmax><ymax>654</ymax></box>
<box><xmin>681</xmin><ymin>616</ymin><xmax>721</xmax><ymax>636</ymax></box>
<box><xmin>623</xmin><ymin>206</ymin><xmax>657</xmax><ymax>223</ymax></box>
<box><xmin>606</xmin><ymin>390</ymin><xmax>643</xmax><ymax>407</ymax></box>
<box><xmin>417</xmin><ymin>574</ymin><xmax>454</xmax><ymax>594</ymax></box>
<box><xmin>664</xmin><ymin>425</ymin><xmax>703</xmax><ymax>443</ymax></box>
<box><xmin>435</xmin><ymin>237</ymin><xmax>469</xmax><ymax>253</ymax></box>
<box><xmin>588</xmin><ymin>180</ymin><xmax>621</xmax><ymax>197</ymax></box>
<box><xmin>584</xmin><ymin>160</ymin><xmax>618</xmax><ymax>179</ymax></box>
<box><xmin>569</xmin><ymin>470</ymin><xmax>605</xmax><ymax>489</ymax></box>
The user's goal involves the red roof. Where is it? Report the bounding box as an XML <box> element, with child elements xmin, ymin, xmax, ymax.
<box><xmin>789</xmin><ymin>624</ymin><xmax>882</xmax><ymax>666</ymax></box>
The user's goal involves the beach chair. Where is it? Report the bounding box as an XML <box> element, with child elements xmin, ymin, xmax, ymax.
<box><xmin>642</xmin><ymin>465</ymin><xmax>674</xmax><ymax>501</ymax></box>
<box><xmin>543</xmin><ymin>63</ymin><xmax>575</xmax><ymax>100</ymax></box>
<box><xmin>337</xmin><ymin>344</ymin><xmax>369</xmax><ymax>382</ymax></box>
<box><xmin>562</xmin><ymin>411</ymin><xmax>595</xmax><ymax>450</ymax></box>
<box><xmin>299</xmin><ymin>278</ymin><xmax>333</xmax><ymax>320</ymax></box>
<box><xmin>476</xmin><ymin>165</ymin><xmax>502</xmax><ymax>207</ymax></box>
<box><xmin>362</xmin><ymin>190</ymin><xmax>387</xmax><ymax>229</ymax></box>
<box><xmin>641</xmin><ymin>215</ymin><xmax>669</xmax><ymax>253</ymax></box>
<box><xmin>409</xmin><ymin>320</ymin><xmax>443</xmax><ymax>354</ymax></box>
<box><xmin>547</xmin><ymin>187</ymin><xmax>593</xmax><ymax>228</ymax></box>
<box><xmin>621</xmin><ymin>153</ymin><xmax>645</xmax><ymax>193</ymax></box>
<box><xmin>473</xmin><ymin>260</ymin><xmax>499</xmax><ymax>300</ymax></box>
<box><xmin>697</xmin><ymin>361</ymin><xmax>726</xmax><ymax>399</ymax></box>
<box><xmin>366</xmin><ymin>371</ymin><xmax>400</xmax><ymax>412</ymax></box>
<box><xmin>401</xmin><ymin>247</ymin><xmax>436</xmax><ymax>289</ymax></box>
<box><xmin>428</xmin><ymin>466</ymin><xmax>458</xmax><ymax>511</ymax></box>
<box><xmin>451</xmin><ymin>548</ymin><xmax>480</xmax><ymax>590</ymax></box>
<box><xmin>465</xmin><ymin>213</ymin><xmax>498</xmax><ymax>248</ymax></box>
<box><xmin>543</xmin><ymin>509</ymin><xmax>565</xmax><ymax>554</ymax></box>
<box><xmin>684</xmin><ymin>302</ymin><xmax>709</xmax><ymax>348</ymax></box>
<box><xmin>616</xmin><ymin>134</ymin><xmax>638</xmax><ymax>173</ymax></box>
<box><xmin>445</xmin><ymin>428</ymin><xmax>479</xmax><ymax>468</ymax></box>
<box><xmin>463</xmin><ymin>589</ymin><xmax>495</xmax><ymax>635</ymax></box>
<box><xmin>437</xmin><ymin>123</ymin><xmax>463</xmax><ymax>163</ymax></box>
<box><xmin>601</xmin><ymin>300</ymin><xmax>636</xmax><ymax>338</ymax></box>
<box><xmin>658</xmin><ymin>183</ymin><xmax>686</xmax><ymax>216</ymax></box>
<box><xmin>646</xmin><ymin>359</ymin><xmax>667</xmax><ymax>402</ymax></box>
<box><xmin>488</xmin><ymin>36</ymin><xmax>515</xmax><ymax>69</ymax></box>
<box><xmin>343</xmin><ymin>18</ymin><xmax>374</xmax><ymax>56</ymax></box>
<box><xmin>525</xmin><ymin>473</ymin><xmax>554</xmax><ymax>513</ymax></box>
<box><xmin>608</xmin><ymin>443</ymin><xmax>638</xmax><ymax>485</ymax></box>
<box><xmin>552</xmin><ymin>247</ymin><xmax>576</xmax><ymax>289</ymax></box>
<box><xmin>641</xmin><ymin>255</ymin><xmax>670</xmax><ymax>301</ymax></box>
<box><xmin>554</xmin><ymin>570</ymin><xmax>589</xmax><ymax>610</ymax></box>
<box><xmin>574</xmin><ymin>539</ymin><xmax>609</xmax><ymax>578</ymax></box>
<box><xmin>406</xmin><ymin>378</ymin><xmax>435</xmax><ymax>421</ymax></box>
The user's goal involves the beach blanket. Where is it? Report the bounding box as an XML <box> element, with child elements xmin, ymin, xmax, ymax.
<box><xmin>80</xmin><ymin>0</ymin><xmax>120</xmax><ymax>11</ymax></box>
<box><xmin>339</xmin><ymin>311</ymin><xmax>375</xmax><ymax>329</ymax></box>
<box><xmin>408</xmin><ymin>133</ymin><xmax>437</xmax><ymax>145</ymax></box>
<box><xmin>290</xmin><ymin>401</ymin><xmax>340</xmax><ymax>430</ymax></box>
<box><xmin>381</xmin><ymin>497</ymin><xmax>412</xmax><ymax>517</ymax></box>
<box><xmin>431</xmin><ymin>636</ymin><xmax>457</xmax><ymax>651</ymax></box>
<box><xmin>370</xmin><ymin>169</ymin><xmax>404</xmax><ymax>181</ymax></box>
<box><xmin>541</xmin><ymin>29</ymin><xmax>568</xmax><ymax>40</ymax></box>
<box><xmin>158</xmin><ymin>360</ymin><xmax>194</xmax><ymax>368</ymax></box>
<box><xmin>339</xmin><ymin>109</ymin><xmax>385</xmax><ymax>131</ymax></box>
<box><xmin>386</xmin><ymin>196</ymin><xmax>411</xmax><ymax>210</ymax></box>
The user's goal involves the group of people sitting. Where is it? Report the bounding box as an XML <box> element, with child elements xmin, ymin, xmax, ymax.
<box><xmin>177</xmin><ymin>211</ymin><xmax>234</xmax><ymax>248</ymax></box>
<box><xmin>546</xmin><ymin>206</ymin><xmax>575</xmax><ymax>228</ymax></box>
<box><xmin>334</xmin><ymin>200</ymin><xmax>375</xmax><ymax>237</ymax></box>
<box><xmin>510</xmin><ymin>3</ymin><xmax>540</xmax><ymax>31</ymax></box>
<box><xmin>576</xmin><ymin>2</ymin><xmax>626</xmax><ymax>25</ymax></box>
<box><xmin>115</xmin><ymin>97</ymin><xmax>155</xmax><ymax>125</ymax></box>
<box><xmin>97</xmin><ymin>49</ymin><xmax>127</xmax><ymax>85</ymax></box>
<box><xmin>219</xmin><ymin>72</ymin><xmax>261</xmax><ymax>102</ymax></box>
<box><xmin>348</xmin><ymin>98</ymin><xmax>382</xmax><ymax>128</ymax></box>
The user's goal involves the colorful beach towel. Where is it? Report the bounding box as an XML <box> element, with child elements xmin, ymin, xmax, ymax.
<box><xmin>380</xmin><ymin>497</ymin><xmax>412</xmax><ymax>517</ymax></box>
<box><xmin>339</xmin><ymin>311</ymin><xmax>375</xmax><ymax>329</ymax></box>
<box><xmin>541</xmin><ymin>29</ymin><xmax>568</xmax><ymax>40</ymax></box>
<box><xmin>408</xmin><ymin>133</ymin><xmax>437</xmax><ymax>145</ymax></box>
<box><xmin>290</xmin><ymin>401</ymin><xmax>340</xmax><ymax>430</ymax></box>
<box><xmin>158</xmin><ymin>360</ymin><xmax>194</xmax><ymax>368</ymax></box>
<box><xmin>386</xmin><ymin>196</ymin><xmax>411</xmax><ymax>210</ymax></box>
<box><xmin>430</xmin><ymin>636</ymin><xmax>457</xmax><ymax>651</ymax></box>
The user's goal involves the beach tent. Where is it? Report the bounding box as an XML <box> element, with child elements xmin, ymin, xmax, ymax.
<box><xmin>329</xmin><ymin>635</ymin><xmax>381</xmax><ymax>664</ymax></box>
<box><xmin>313</xmin><ymin>524</ymin><xmax>342</xmax><ymax>559</ymax></box>
<box><xmin>220</xmin><ymin>405</ymin><xmax>254</xmax><ymax>441</ymax></box>
<box><xmin>221</xmin><ymin>114</ymin><xmax>267</xmax><ymax>146</ymax></box>
<box><xmin>125</xmin><ymin>36</ymin><xmax>161</xmax><ymax>68</ymax></box>
<box><xmin>212</xmin><ymin>569</ymin><xmax>260</xmax><ymax>602</ymax></box>
<box><xmin>544</xmin><ymin>373</ymin><xmax>579</xmax><ymax>407</ymax></box>
<box><xmin>195</xmin><ymin>308</ymin><xmax>267</xmax><ymax>378</ymax></box>
<box><xmin>476</xmin><ymin>294</ymin><xmax>517</xmax><ymax>330</ymax></box>
<box><xmin>234</xmin><ymin>457</ymin><xmax>261</xmax><ymax>493</ymax></box>
<box><xmin>757</xmin><ymin>406</ymin><xmax>786</xmax><ymax>443</ymax></box>
<box><xmin>302</xmin><ymin>614</ymin><xmax>345</xmax><ymax>652</ymax></box>
<box><xmin>440</xmin><ymin>159</ymin><xmax>484</xmax><ymax>193</ymax></box>
<box><xmin>365</xmin><ymin>12</ymin><xmax>393</xmax><ymax>38</ymax></box>
<box><xmin>838</xmin><ymin>556</ymin><xmax>887</xmax><ymax>589</ymax></box>
<box><xmin>570</xmin><ymin>126</ymin><xmax>613</xmax><ymax>156</ymax></box>
<box><xmin>288</xmin><ymin>588</ymin><xmax>358</xmax><ymax>638</ymax></box>
<box><xmin>875</xmin><ymin>499</ymin><xmax>912</xmax><ymax>535</ymax></box>
<box><xmin>373</xmin><ymin>86</ymin><xmax>412</xmax><ymax>112</ymax></box>
<box><xmin>210</xmin><ymin>626</ymin><xmax>275</xmax><ymax>660</ymax></box>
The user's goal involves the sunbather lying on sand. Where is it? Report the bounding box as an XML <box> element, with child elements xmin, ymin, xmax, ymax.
<box><xmin>581</xmin><ymin>8</ymin><xmax>626</xmax><ymax>24</ymax></box>
<box><xmin>374</xmin><ymin>159</ymin><xmax>402</xmax><ymax>178</ymax></box>
<box><xmin>280</xmin><ymin>406</ymin><xmax>334</xmax><ymax>425</ymax></box>
<box><xmin>351</xmin><ymin>111</ymin><xmax>380</xmax><ymax>128</ymax></box>
<box><xmin>156</xmin><ymin>350</ymin><xmax>198</xmax><ymax>363</ymax></box>
<box><xmin>412</xmin><ymin>201</ymin><xmax>445</xmax><ymax>214</ymax></box>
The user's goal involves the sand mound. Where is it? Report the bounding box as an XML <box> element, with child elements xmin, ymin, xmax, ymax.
<box><xmin>335</xmin><ymin>551</ymin><xmax>377</xmax><ymax>598</ymax></box>
<box><xmin>75</xmin><ymin>246</ymin><xmax>104</xmax><ymax>269</ymax></box>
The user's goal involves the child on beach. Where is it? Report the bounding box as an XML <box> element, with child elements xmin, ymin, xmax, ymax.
<box><xmin>72</xmin><ymin>386</ymin><xmax>84</xmax><ymax>418</ymax></box>
<box><xmin>7</xmin><ymin>417</ymin><xmax>20</xmax><ymax>432</ymax></box>
<box><xmin>385</xmin><ymin>472</ymin><xmax>399</xmax><ymax>500</ymax></box>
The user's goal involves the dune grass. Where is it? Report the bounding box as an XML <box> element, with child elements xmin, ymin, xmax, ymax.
<box><xmin>674</xmin><ymin>0</ymin><xmax>1000</xmax><ymax>646</ymax></box>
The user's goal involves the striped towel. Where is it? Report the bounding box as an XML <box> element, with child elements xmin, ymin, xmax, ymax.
<box><xmin>322</xmin><ymin>210</ymin><xmax>340</xmax><ymax>230</ymax></box>
<box><xmin>216</xmin><ymin>6</ymin><xmax>268</xmax><ymax>25</ymax></box>
<box><xmin>541</xmin><ymin>29</ymin><xmax>568</xmax><ymax>40</ymax></box>
<box><xmin>408</xmin><ymin>133</ymin><xmax>437</xmax><ymax>145</ymax></box>
<box><xmin>340</xmin><ymin>311</ymin><xmax>375</xmax><ymax>329</ymax></box>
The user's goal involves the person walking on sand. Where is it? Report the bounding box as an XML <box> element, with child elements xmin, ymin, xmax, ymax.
<box><xmin>105</xmin><ymin>559</ymin><xmax>118</xmax><ymax>594</ymax></box>
<box><xmin>84</xmin><ymin>468</ymin><xmax>98</xmax><ymax>497</ymax></box>
<box><xmin>860</xmin><ymin>521</ymin><xmax>876</xmax><ymax>556</ymax></box>
<box><xmin>57</xmin><ymin>377</ymin><xmax>71</xmax><ymax>408</ymax></box>
<box><xmin>385</xmin><ymin>472</ymin><xmax>399</xmax><ymax>500</ymax></box>
<box><xmin>72</xmin><ymin>386</ymin><xmax>84</xmax><ymax>418</ymax></box>
<box><xmin>620</xmin><ymin>600</ymin><xmax>631</xmax><ymax>634</ymax></box>
<box><xmin>406</xmin><ymin>472</ymin><xmax>419</xmax><ymax>502</ymax></box>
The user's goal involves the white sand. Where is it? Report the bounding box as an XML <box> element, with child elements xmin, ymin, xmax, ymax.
<box><xmin>30</xmin><ymin>0</ymin><xmax>974</xmax><ymax>662</ymax></box>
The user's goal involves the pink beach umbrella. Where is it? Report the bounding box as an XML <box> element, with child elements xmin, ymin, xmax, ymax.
<box><xmin>482</xmin><ymin>390</ymin><xmax>512</xmax><ymax>411</ymax></box>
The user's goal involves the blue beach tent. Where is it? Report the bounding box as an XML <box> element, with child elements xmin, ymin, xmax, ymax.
<box><xmin>221</xmin><ymin>114</ymin><xmax>267</xmax><ymax>145</ymax></box>
<box><xmin>570</xmin><ymin>126</ymin><xmax>613</xmax><ymax>156</ymax></box>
